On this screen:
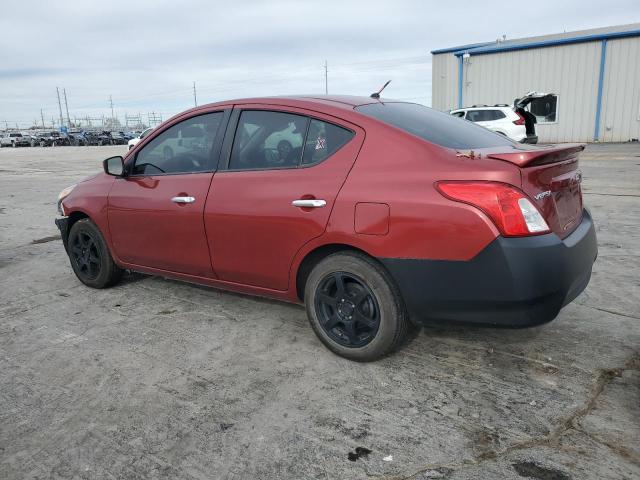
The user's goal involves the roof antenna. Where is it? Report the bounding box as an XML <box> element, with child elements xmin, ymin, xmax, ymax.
<box><xmin>370</xmin><ymin>80</ymin><xmax>391</xmax><ymax>99</ymax></box>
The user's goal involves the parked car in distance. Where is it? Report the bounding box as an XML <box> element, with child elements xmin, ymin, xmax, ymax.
<box><xmin>128</xmin><ymin>127</ymin><xmax>154</xmax><ymax>150</ymax></box>
<box><xmin>109</xmin><ymin>131</ymin><xmax>127</xmax><ymax>145</ymax></box>
<box><xmin>450</xmin><ymin>92</ymin><xmax>553</xmax><ymax>144</ymax></box>
<box><xmin>84</xmin><ymin>131</ymin><xmax>112</xmax><ymax>146</ymax></box>
<box><xmin>55</xmin><ymin>96</ymin><xmax>597</xmax><ymax>361</ymax></box>
<box><xmin>68</xmin><ymin>131</ymin><xmax>88</xmax><ymax>146</ymax></box>
<box><xmin>1</xmin><ymin>132</ymin><xmax>31</xmax><ymax>147</ymax></box>
<box><xmin>38</xmin><ymin>131</ymin><xmax>70</xmax><ymax>147</ymax></box>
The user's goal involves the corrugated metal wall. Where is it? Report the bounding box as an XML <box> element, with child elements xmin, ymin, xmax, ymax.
<box><xmin>431</xmin><ymin>53</ymin><xmax>459</xmax><ymax>111</ymax></box>
<box><xmin>599</xmin><ymin>36</ymin><xmax>640</xmax><ymax>142</ymax></box>
<box><xmin>431</xmin><ymin>34</ymin><xmax>640</xmax><ymax>143</ymax></box>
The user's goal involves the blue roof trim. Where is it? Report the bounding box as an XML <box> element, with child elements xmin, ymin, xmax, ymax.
<box><xmin>430</xmin><ymin>42</ymin><xmax>493</xmax><ymax>54</ymax></box>
<box><xmin>450</xmin><ymin>29</ymin><xmax>640</xmax><ymax>57</ymax></box>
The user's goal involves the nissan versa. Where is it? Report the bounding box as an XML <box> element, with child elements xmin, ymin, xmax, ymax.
<box><xmin>55</xmin><ymin>96</ymin><xmax>598</xmax><ymax>361</ymax></box>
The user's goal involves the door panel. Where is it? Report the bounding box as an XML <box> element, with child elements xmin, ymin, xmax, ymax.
<box><xmin>107</xmin><ymin>110</ymin><xmax>228</xmax><ymax>277</ymax></box>
<box><xmin>205</xmin><ymin>107</ymin><xmax>364</xmax><ymax>291</ymax></box>
<box><xmin>108</xmin><ymin>174</ymin><xmax>215</xmax><ymax>277</ymax></box>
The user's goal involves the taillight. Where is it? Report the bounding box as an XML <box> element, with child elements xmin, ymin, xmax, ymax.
<box><xmin>513</xmin><ymin>112</ymin><xmax>525</xmax><ymax>125</ymax></box>
<box><xmin>435</xmin><ymin>181</ymin><xmax>550</xmax><ymax>237</ymax></box>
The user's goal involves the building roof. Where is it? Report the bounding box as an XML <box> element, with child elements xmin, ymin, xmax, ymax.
<box><xmin>431</xmin><ymin>23</ymin><xmax>640</xmax><ymax>57</ymax></box>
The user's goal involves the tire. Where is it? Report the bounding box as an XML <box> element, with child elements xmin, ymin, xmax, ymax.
<box><xmin>67</xmin><ymin>218</ymin><xmax>123</xmax><ymax>289</ymax></box>
<box><xmin>304</xmin><ymin>251</ymin><xmax>417</xmax><ymax>361</ymax></box>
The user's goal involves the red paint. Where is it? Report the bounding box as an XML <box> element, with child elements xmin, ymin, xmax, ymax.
<box><xmin>354</xmin><ymin>203</ymin><xmax>389</xmax><ymax>235</ymax></box>
<box><xmin>60</xmin><ymin>95</ymin><xmax>586</xmax><ymax>304</ymax></box>
<box><xmin>108</xmin><ymin>173</ymin><xmax>214</xmax><ymax>277</ymax></box>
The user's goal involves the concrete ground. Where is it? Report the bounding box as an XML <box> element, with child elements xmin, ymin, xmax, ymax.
<box><xmin>0</xmin><ymin>143</ymin><xmax>638</xmax><ymax>480</ymax></box>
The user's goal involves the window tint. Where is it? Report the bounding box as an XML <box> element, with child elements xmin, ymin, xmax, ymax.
<box><xmin>229</xmin><ymin>111</ymin><xmax>308</xmax><ymax>170</ymax></box>
<box><xmin>451</xmin><ymin>111</ymin><xmax>465</xmax><ymax>118</ymax></box>
<box><xmin>301</xmin><ymin>119</ymin><xmax>354</xmax><ymax>165</ymax></box>
<box><xmin>466</xmin><ymin>110</ymin><xmax>504</xmax><ymax>122</ymax></box>
<box><xmin>356</xmin><ymin>102</ymin><xmax>513</xmax><ymax>149</ymax></box>
<box><xmin>528</xmin><ymin>95</ymin><xmax>558</xmax><ymax>123</ymax></box>
<box><xmin>133</xmin><ymin>112</ymin><xmax>223</xmax><ymax>175</ymax></box>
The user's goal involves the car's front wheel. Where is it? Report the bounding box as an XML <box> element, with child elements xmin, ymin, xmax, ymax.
<box><xmin>67</xmin><ymin>218</ymin><xmax>123</xmax><ymax>288</ymax></box>
<box><xmin>304</xmin><ymin>251</ymin><xmax>416</xmax><ymax>361</ymax></box>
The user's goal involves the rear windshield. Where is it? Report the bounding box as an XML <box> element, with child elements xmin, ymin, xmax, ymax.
<box><xmin>356</xmin><ymin>102</ymin><xmax>514</xmax><ymax>149</ymax></box>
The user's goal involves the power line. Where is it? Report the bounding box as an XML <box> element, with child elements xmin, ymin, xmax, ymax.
<box><xmin>324</xmin><ymin>60</ymin><xmax>328</xmax><ymax>95</ymax></box>
<box><xmin>109</xmin><ymin>95</ymin><xmax>115</xmax><ymax>120</ymax></box>
<box><xmin>56</xmin><ymin>88</ymin><xmax>64</xmax><ymax>128</ymax></box>
<box><xmin>63</xmin><ymin>89</ymin><xmax>71</xmax><ymax>128</ymax></box>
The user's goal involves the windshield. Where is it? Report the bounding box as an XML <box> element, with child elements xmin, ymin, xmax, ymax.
<box><xmin>356</xmin><ymin>102</ymin><xmax>514</xmax><ymax>149</ymax></box>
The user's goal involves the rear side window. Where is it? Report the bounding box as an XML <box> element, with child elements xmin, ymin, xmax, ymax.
<box><xmin>466</xmin><ymin>110</ymin><xmax>505</xmax><ymax>122</ymax></box>
<box><xmin>302</xmin><ymin>119</ymin><xmax>354</xmax><ymax>165</ymax></box>
<box><xmin>356</xmin><ymin>102</ymin><xmax>513</xmax><ymax>149</ymax></box>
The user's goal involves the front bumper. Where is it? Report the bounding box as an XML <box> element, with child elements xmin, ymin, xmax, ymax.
<box><xmin>55</xmin><ymin>217</ymin><xmax>69</xmax><ymax>252</ymax></box>
<box><xmin>381</xmin><ymin>209</ymin><xmax>597</xmax><ymax>327</ymax></box>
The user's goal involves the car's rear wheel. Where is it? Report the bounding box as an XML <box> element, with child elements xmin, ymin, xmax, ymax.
<box><xmin>67</xmin><ymin>219</ymin><xmax>123</xmax><ymax>289</ymax></box>
<box><xmin>304</xmin><ymin>251</ymin><xmax>416</xmax><ymax>361</ymax></box>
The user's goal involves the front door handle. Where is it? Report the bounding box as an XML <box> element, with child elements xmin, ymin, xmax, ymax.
<box><xmin>292</xmin><ymin>199</ymin><xmax>326</xmax><ymax>208</ymax></box>
<box><xmin>171</xmin><ymin>196</ymin><xmax>195</xmax><ymax>204</ymax></box>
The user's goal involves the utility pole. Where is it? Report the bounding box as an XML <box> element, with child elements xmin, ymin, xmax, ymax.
<box><xmin>193</xmin><ymin>81</ymin><xmax>198</xmax><ymax>107</ymax></box>
<box><xmin>324</xmin><ymin>60</ymin><xmax>328</xmax><ymax>95</ymax></box>
<box><xmin>56</xmin><ymin>88</ymin><xmax>64</xmax><ymax>129</ymax></box>
<box><xmin>63</xmin><ymin>89</ymin><xmax>71</xmax><ymax>128</ymax></box>
<box><xmin>40</xmin><ymin>109</ymin><xmax>45</xmax><ymax>129</ymax></box>
<box><xmin>109</xmin><ymin>95</ymin><xmax>115</xmax><ymax>124</ymax></box>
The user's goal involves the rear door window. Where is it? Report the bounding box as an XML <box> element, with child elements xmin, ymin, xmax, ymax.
<box><xmin>356</xmin><ymin>102</ymin><xmax>513</xmax><ymax>149</ymax></box>
<box><xmin>228</xmin><ymin>111</ymin><xmax>354</xmax><ymax>170</ymax></box>
<box><xmin>229</xmin><ymin>111</ymin><xmax>308</xmax><ymax>170</ymax></box>
<box><xmin>466</xmin><ymin>110</ymin><xmax>501</xmax><ymax>122</ymax></box>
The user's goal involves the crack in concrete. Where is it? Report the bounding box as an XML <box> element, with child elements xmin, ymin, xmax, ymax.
<box><xmin>580</xmin><ymin>303</ymin><xmax>640</xmax><ymax>320</ymax></box>
<box><xmin>371</xmin><ymin>353</ymin><xmax>640</xmax><ymax>479</ymax></box>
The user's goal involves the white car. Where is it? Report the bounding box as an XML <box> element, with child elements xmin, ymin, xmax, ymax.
<box><xmin>0</xmin><ymin>132</ymin><xmax>30</xmax><ymax>147</ymax></box>
<box><xmin>450</xmin><ymin>92</ymin><xmax>554</xmax><ymax>144</ymax></box>
<box><xmin>127</xmin><ymin>127</ymin><xmax>154</xmax><ymax>150</ymax></box>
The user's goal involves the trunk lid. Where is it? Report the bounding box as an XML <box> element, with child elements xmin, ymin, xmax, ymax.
<box><xmin>485</xmin><ymin>144</ymin><xmax>585</xmax><ymax>238</ymax></box>
<box><xmin>513</xmin><ymin>91</ymin><xmax>555</xmax><ymax>110</ymax></box>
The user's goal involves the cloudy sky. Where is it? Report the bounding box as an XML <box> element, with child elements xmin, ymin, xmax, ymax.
<box><xmin>1</xmin><ymin>0</ymin><xmax>638</xmax><ymax>128</ymax></box>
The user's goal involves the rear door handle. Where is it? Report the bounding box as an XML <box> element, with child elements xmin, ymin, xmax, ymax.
<box><xmin>292</xmin><ymin>199</ymin><xmax>326</xmax><ymax>208</ymax></box>
<box><xmin>171</xmin><ymin>196</ymin><xmax>195</xmax><ymax>204</ymax></box>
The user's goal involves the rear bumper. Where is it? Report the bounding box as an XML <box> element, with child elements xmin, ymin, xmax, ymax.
<box><xmin>380</xmin><ymin>209</ymin><xmax>597</xmax><ymax>327</ymax></box>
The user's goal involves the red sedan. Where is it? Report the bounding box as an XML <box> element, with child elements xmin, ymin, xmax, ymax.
<box><xmin>55</xmin><ymin>96</ymin><xmax>597</xmax><ymax>361</ymax></box>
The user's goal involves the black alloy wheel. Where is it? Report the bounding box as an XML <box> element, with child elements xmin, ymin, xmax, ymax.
<box><xmin>70</xmin><ymin>231</ymin><xmax>101</xmax><ymax>281</ymax></box>
<box><xmin>315</xmin><ymin>271</ymin><xmax>381</xmax><ymax>347</ymax></box>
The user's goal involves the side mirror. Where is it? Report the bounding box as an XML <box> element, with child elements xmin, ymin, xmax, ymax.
<box><xmin>103</xmin><ymin>156</ymin><xmax>125</xmax><ymax>176</ymax></box>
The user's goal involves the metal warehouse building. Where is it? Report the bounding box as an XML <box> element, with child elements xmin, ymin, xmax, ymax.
<box><xmin>431</xmin><ymin>23</ymin><xmax>640</xmax><ymax>143</ymax></box>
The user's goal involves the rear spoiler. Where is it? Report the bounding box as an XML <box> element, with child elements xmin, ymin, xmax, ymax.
<box><xmin>487</xmin><ymin>144</ymin><xmax>585</xmax><ymax>168</ymax></box>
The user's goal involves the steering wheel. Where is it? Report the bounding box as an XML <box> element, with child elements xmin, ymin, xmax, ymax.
<box><xmin>176</xmin><ymin>152</ymin><xmax>204</xmax><ymax>170</ymax></box>
<box><xmin>136</xmin><ymin>162</ymin><xmax>166</xmax><ymax>174</ymax></box>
